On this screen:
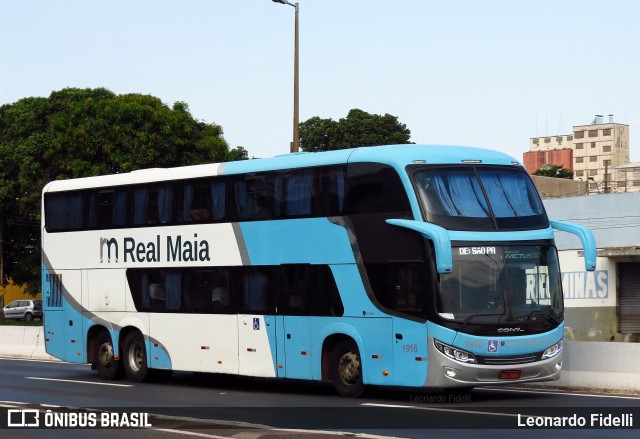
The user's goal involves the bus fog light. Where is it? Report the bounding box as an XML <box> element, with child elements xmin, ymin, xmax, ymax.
<box><xmin>444</xmin><ymin>367</ymin><xmax>458</xmax><ymax>378</ymax></box>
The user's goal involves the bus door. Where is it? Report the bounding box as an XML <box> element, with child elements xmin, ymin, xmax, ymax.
<box><xmin>282</xmin><ymin>315</ymin><xmax>313</xmax><ymax>379</ymax></box>
<box><xmin>238</xmin><ymin>314</ymin><xmax>279</xmax><ymax>377</ymax></box>
<box><xmin>237</xmin><ymin>269</ymin><xmax>279</xmax><ymax>377</ymax></box>
<box><xmin>392</xmin><ymin>318</ymin><xmax>429</xmax><ymax>387</ymax></box>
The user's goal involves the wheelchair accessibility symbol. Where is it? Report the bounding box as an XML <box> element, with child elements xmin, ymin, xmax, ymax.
<box><xmin>253</xmin><ymin>318</ymin><xmax>260</xmax><ymax>330</ymax></box>
<box><xmin>488</xmin><ymin>339</ymin><xmax>499</xmax><ymax>353</ymax></box>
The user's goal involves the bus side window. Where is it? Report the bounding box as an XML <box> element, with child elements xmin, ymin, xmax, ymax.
<box><xmin>346</xmin><ymin>163</ymin><xmax>411</xmax><ymax>215</ymax></box>
<box><xmin>45</xmin><ymin>192</ymin><xmax>84</xmax><ymax>231</ymax></box>
<box><xmin>133</xmin><ymin>185</ymin><xmax>173</xmax><ymax>225</ymax></box>
<box><xmin>233</xmin><ymin>174</ymin><xmax>282</xmax><ymax>221</ymax></box>
<box><xmin>284</xmin><ymin>170</ymin><xmax>314</xmax><ymax>217</ymax></box>
<box><xmin>98</xmin><ymin>189</ymin><xmax>128</xmax><ymax>228</ymax></box>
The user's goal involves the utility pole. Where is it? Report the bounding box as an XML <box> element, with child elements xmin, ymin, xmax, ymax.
<box><xmin>272</xmin><ymin>0</ymin><xmax>300</xmax><ymax>153</ymax></box>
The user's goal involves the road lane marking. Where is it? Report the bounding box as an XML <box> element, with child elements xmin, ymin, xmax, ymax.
<box><xmin>0</xmin><ymin>357</ymin><xmax>68</xmax><ymax>364</ymax></box>
<box><xmin>482</xmin><ymin>387</ymin><xmax>640</xmax><ymax>400</ymax></box>
<box><xmin>133</xmin><ymin>429</ymin><xmax>230</xmax><ymax>439</ymax></box>
<box><xmin>26</xmin><ymin>376</ymin><xmax>133</xmax><ymax>387</ymax></box>
<box><xmin>361</xmin><ymin>402</ymin><xmax>518</xmax><ymax>418</ymax></box>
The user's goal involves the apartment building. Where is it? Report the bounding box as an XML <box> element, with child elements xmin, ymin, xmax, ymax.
<box><xmin>524</xmin><ymin>116</ymin><xmax>631</xmax><ymax>192</ymax></box>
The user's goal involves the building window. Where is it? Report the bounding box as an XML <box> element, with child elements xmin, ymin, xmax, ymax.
<box><xmin>589</xmin><ymin>169</ymin><xmax>598</xmax><ymax>176</ymax></box>
<box><xmin>603</xmin><ymin>160</ymin><xmax>612</xmax><ymax>167</ymax></box>
<box><xmin>574</xmin><ymin>131</ymin><xmax>584</xmax><ymax>139</ymax></box>
<box><xmin>603</xmin><ymin>145</ymin><xmax>611</xmax><ymax>153</ymax></box>
<box><xmin>591</xmin><ymin>142</ymin><xmax>596</xmax><ymax>148</ymax></box>
<box><xmin>556</xmin><ymin>136</ymin><xmax>563</xmax><ymax>142</ymax></box>
<box><xmin>544</xmin><ymin>137</ymin><xmax>551</xmax><ymax>143</ymax></box>
<box><xmin>575</xmin><ymin>143</ymin><xmax>583</xmax><ymax>149</ymax></box>
<box><xmin>575</xmin><ymin>157</ymin><xmax>584</xmax><ymax>163</ymax></box>
<box><xmin>588</xmin><ymin>130</ymin><xmax>598</xmax><ymax>137</ymax></box>
<box><xmin>589</xmin><ymin>156</ymin><xmax>598</xmax><ymax>162</ymax></box>
<box><xmin>602</xmin><ymin>129</ymin><xmax>611</xmax><ymax>136</ymax></box>
<box><xmin>532</xmin><ymin>139</ymin><xmax>539</xmax><ymax>145</ymax></box>
<box><xmin>567</xmin><ymin>135</ymin><xmax>573</xmax><ymax>141</ymax></box>
<box><xmin>575</xmin><ymin>170</ymin><xmax>584</xmax><ymax>177</ymax></box>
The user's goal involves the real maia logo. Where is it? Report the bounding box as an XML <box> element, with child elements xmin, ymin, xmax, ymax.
<box><xmin>100</xmin><ymin>234</ymin><xmax>210</xmax><ymax>263</ymax></box>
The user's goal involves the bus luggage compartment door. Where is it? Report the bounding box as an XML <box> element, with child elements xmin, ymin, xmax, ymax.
<box><xmin>238</xmin><ymin>314</ymin><xmax>278</xmax><ymax>378</ymax></box>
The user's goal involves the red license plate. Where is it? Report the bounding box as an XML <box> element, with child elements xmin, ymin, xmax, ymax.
<box><xmin>499</xmin><ymin>370</ymin><xmax>522</xmax><ymax>380</ymax></box>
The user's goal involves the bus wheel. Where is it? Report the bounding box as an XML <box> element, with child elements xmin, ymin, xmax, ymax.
<box><xmin>331</xmin><ymin>339</ymin><xmax>365</xmax><ymax>397</ymax></box>
<box><xmin>123</xmin><ymin>332</ymin><xmax>148</xmax><ymax>382</ymax></box>
<box><xmin>95</xmin><ymin>331</ymin><xmax>122</xmax><ymax>380</ymax></box>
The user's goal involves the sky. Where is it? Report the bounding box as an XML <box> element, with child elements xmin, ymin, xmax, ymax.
<box><xmin>2</xmin><ymin>0</ymin><xmax>639</xmax><ymax>162</ymax></box>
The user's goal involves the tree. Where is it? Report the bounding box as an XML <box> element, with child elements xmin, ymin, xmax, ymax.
<box><xmin>0</xmin><ymin>87</ymin><xmax>241</xmax><ymax>292</ymax></box>
<box><xmin>533</xmin><ymin>164</ymin><xmax>574</xmax><ymax>179</ymax></box>
<box><xmin>299</xmin><ymin>108</ymin><xmax>412</xmax><ymax>152</ymax></box>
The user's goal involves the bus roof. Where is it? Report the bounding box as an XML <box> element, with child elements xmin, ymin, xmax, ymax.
<box><xmin>43</xmin><ymin>144</ymin><xmax>522</xmax><ymax>192</ymax></box>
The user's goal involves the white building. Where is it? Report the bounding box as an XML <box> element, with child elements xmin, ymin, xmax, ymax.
<box><xmin>545</xmin><ymin>192</ymin><xmax>640</xmax><ymax>342</ymax></box>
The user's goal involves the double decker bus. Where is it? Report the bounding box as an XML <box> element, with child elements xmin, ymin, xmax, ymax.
<box><xmin>42</xmin><ymin>144</ymin><xmax>595</xmax><ymax>397</ymax></box>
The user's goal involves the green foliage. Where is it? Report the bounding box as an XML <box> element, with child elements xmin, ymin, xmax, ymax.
<box><xmin>533</xmin><ymin>165</ymin><xmax>574</xmax><ymax>179</ymax></box>
<box><xmin>299</xmin><ymin>108</ymin><xmax>412</xmax><ymax>152</ymax></box>
<box><xmin>0</xmin><ymin>87</ymin><xmax>242</xmax><ymax>290</ymax></box>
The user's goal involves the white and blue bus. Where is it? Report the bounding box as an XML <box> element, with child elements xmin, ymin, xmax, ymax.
<box><xmin>42</xmin><ymin>144</ymin><xmax>595</xmax><ymax>397</ymax></box>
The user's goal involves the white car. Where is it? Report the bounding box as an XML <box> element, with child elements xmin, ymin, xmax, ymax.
<box><xmin>3</xmin><ymin>300</ymin><xmax>43</xmax><ymax>321</ymax></box>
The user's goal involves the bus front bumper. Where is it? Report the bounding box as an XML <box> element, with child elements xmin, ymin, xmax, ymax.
<box><xmin>424</xmin><ymin>336</ymin><xmax>563</xmax><ymax>388</ymax></box>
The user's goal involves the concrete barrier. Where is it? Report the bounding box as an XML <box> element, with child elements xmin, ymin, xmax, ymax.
<box><xmin>1</xmin><ymin>327</ymin><xmax>639</xmax><ymax>394</ymax></box>
<box><xmin>521</xmin><ymin>341</ymin><xmax>640</xmax><ymax>394</ymax></box>
<box><xmin>0</xmin><ymin>326</ymin><xmax>58</xmax><ymax>361</ymax></box>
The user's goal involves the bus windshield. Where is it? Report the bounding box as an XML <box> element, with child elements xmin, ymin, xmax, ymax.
<box><xmin>437</xmin><ymin>245</ymin><xmax>562</xmax><ymax>324</ymax></box>
<box><xmin>411</xmin><ymin>166</ymin><xmax>547</xmax><ymax>230</ymax></box>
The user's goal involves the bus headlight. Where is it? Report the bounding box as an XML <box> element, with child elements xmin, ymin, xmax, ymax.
<box><xmin>434</xmin><ymin>340</ymin><xmax>477</xmax><ymax>364</ymax></box>
<box><xmin>542</xmin><ymin>341</ymin><xmax>563</xmax><ymax>360</ymax></box>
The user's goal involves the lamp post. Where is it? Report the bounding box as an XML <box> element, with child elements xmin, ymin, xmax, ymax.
<box><xmin>272</xmin><ymin>0</ymin><xmax>300</xmax><ymax>153</ymax></box>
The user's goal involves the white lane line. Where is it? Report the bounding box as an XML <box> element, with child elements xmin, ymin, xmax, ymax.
<box><xmin>147</xmin><ymin>429</ymin><xmax>230</xmax><ymax>439</ymax></box>
<box><xmin>361</xmin><ymin>402</ymin><xmax>518</xmax><ymax>418</ymax></box>
<box><xmin>482</xmin><ymin>387</ymin><xmax>640</xmax><ymax>400</ymax></box>
<box><xmin>26</xmin><ymin>376</ymin><xmax>133</xmax><ymax>387</ymax></box>
<box><xmin>0</xmin><ymin>401</ymin><xmax>29</xmax><ymax>406</ymax></box>
<box><xmin>0</xmin><ymin>357</ymin><xmax>69</xmax><ymax>364</ymax></box>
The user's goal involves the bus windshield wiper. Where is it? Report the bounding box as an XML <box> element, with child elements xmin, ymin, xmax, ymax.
<box><xmin>526</xmin><ymin>309</ymin><xmax>560</xmax><ymax>326</ymax></box>
<box><xmin>458</xmin><ymin>312</ymin><xmax>505</xmax><ymax>334</ymax></box>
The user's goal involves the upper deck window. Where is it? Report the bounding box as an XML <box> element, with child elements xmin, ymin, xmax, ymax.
<box><xmin>411</xmin><ymin>166</ymin><xmax>547</xmax><ymax>230</ymax></box>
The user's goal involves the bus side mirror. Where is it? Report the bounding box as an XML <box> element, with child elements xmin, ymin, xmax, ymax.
<box><xmin>386</xmin><ymin>219</ymin><xmax>453</xmax><ymax>274</ymax></box>
<box><xmin>550</xmin><ymin>220</ymin><xmax>597</xmax><ymax>271</ymax></box>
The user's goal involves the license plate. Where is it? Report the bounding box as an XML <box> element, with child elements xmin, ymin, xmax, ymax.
<box><xmin>499</xmin><ymin>370</ymin><xmax>522</xmax><ymax>380</ymax></box>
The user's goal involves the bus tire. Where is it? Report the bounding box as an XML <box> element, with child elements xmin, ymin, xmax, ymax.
<box><xmin>123</xmin><ymin>331</ymin><xmax>149</xmax><ymax>382</ymax></box>
<box><xmin>95</xmin><ymin>331</ymin><xmax>122</xmax><ymax>380</ymax></box>
<box><xmin>331</xmin><ymin>339</ymin><xmax>365</xmax><ymax>397</ymax></box>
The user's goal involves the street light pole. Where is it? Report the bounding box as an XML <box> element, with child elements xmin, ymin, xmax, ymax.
<box><xmin>272</xmin><ymin>0</ymin><xmax>300</xmax><ymax>153</ymax></box>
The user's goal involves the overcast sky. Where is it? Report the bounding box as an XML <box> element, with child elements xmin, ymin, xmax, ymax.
<box><xmin>2</xmin><ymin>1</ymin><xmax>639</xmax><ymax>161</ymax></box>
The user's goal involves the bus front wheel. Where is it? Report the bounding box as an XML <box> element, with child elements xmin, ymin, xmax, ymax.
<box><xmin>331</xmin><ymin>339</ymin><xmax>365</xmax><ymax>397</ymax></box>
<box><xmin>122</xmin><ymin>331</ymin><xmax>148</xmax><ymax>382</ymax></box>
<box><xmin>95</xmin><ymin>331</ymin><xmax>122</xmax><ymax>380</ymax></box>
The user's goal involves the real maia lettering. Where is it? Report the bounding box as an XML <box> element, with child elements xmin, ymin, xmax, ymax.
<box><xmin>118</xmin><ymin>234</ymin><xmax>211</xmax><ymax>263</ymax></box>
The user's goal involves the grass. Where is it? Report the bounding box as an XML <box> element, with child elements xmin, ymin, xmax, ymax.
<box><xmin>0</xmin><ymin>318</ymin><xmax>43</xmax><ymax>326</ymax></box>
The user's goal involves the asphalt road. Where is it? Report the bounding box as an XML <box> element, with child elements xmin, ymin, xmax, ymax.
<box><xmin>1</xmin><ymin>357</ymin><xmax>639</xmax><ymax>438</ymax></box>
